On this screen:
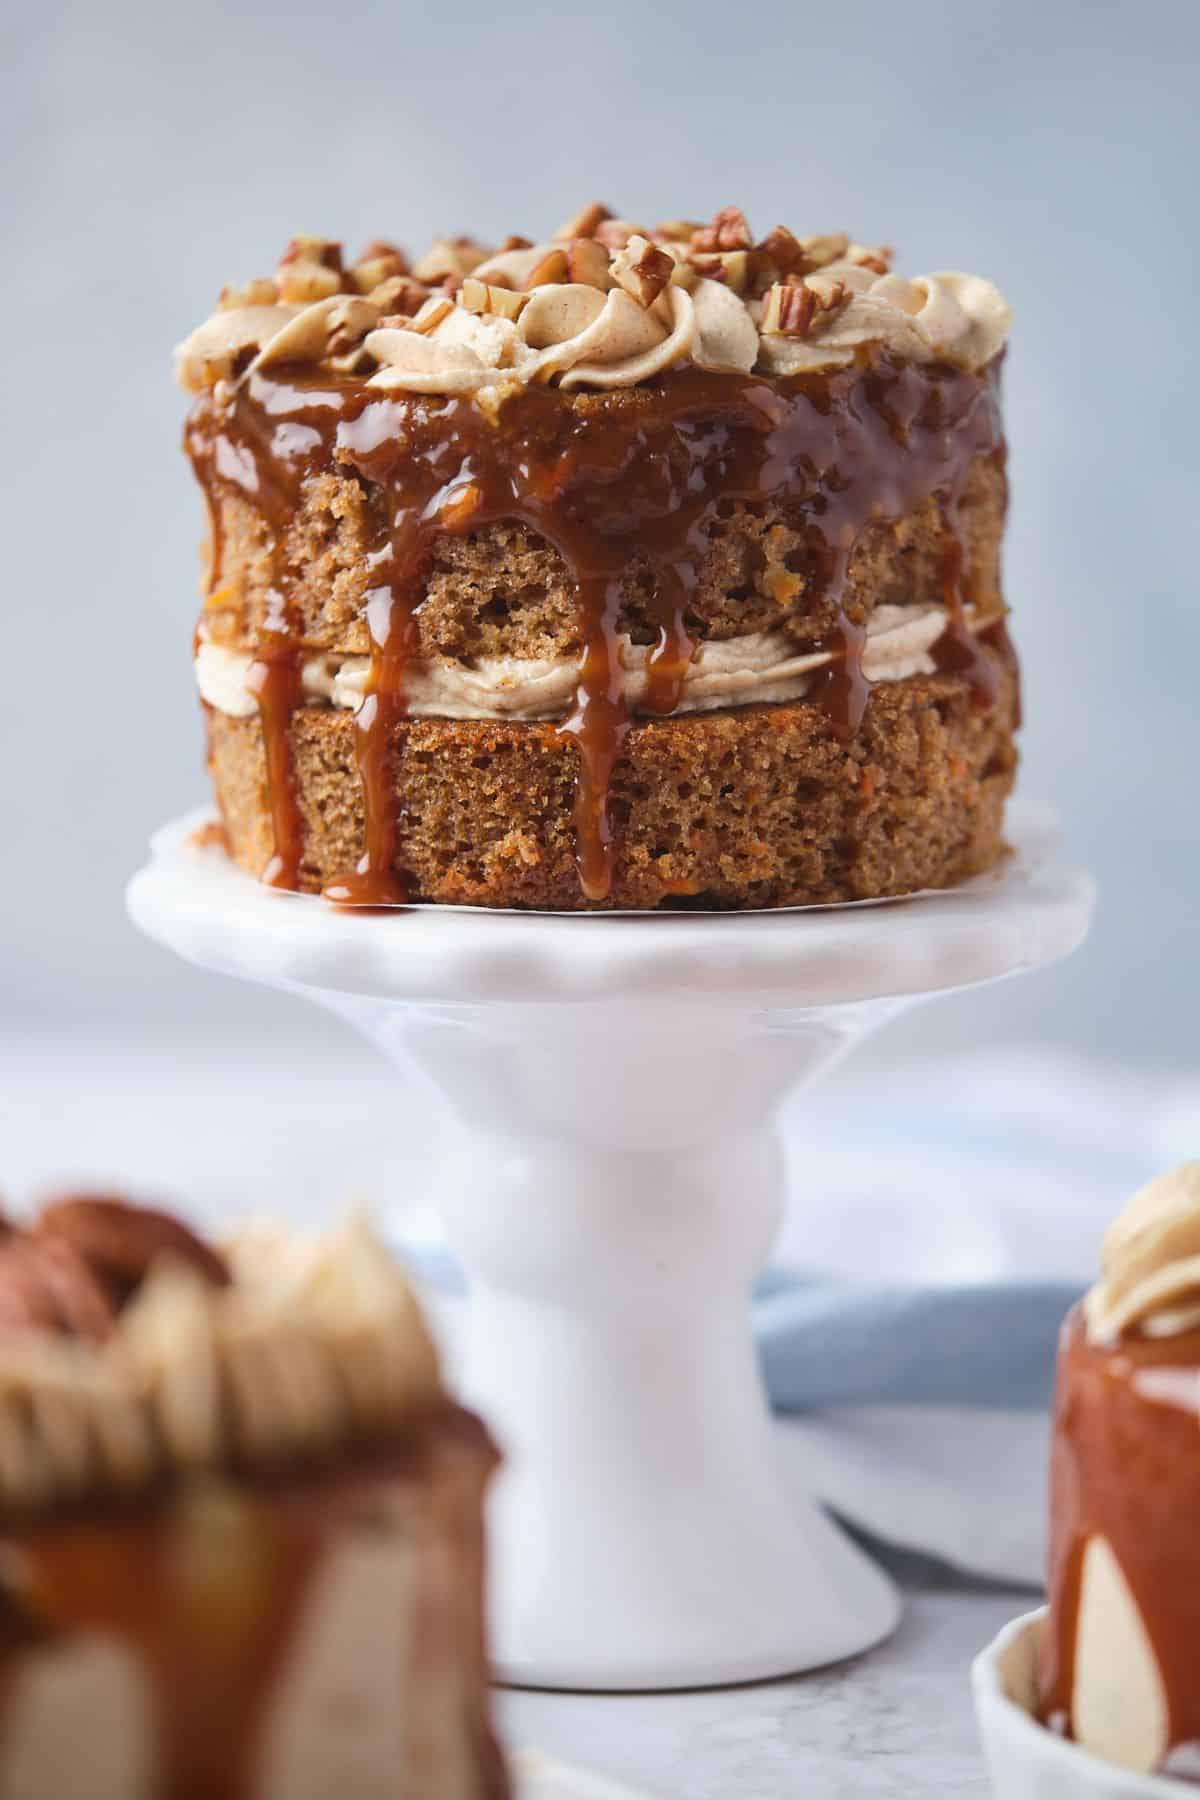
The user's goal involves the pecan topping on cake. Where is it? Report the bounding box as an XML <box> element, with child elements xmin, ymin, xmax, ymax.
<box><xmin>0</xmin><ymin>1197</ymin><xmax>440</xmax><ymax>1505</ymax></box>
<box><xmin>174</xmin><ymin>206</ymin><xmax>1013</xmax><ymax>397</ymax></box>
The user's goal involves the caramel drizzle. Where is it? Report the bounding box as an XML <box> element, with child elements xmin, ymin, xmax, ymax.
<box><xmin>320</xmin><ymin>535</ymin><xmax>421</xmax><ymax>906</ymax></box>
<box><xmin>1040</xmin><ymin>1309</ymin><xmax>1200</xmax><ymax>1767</ymax></box>
<box><xmin>934</xmin><ymin>504</ymin><xmax>1004</xmax><ymax>712</ymax></box>
<box><xmin>245</xmin><ymin>628</ymin><xmax>305</xmax><ymax>889</ymax></box>
<box><xmin>188</xmin><ymin>358</ymin><xmax>1007</xmax><ymax>904</ymax></box>
<box><xmin>0</xmin><ymin>1504</ymin><xmax>319</xmax><ymax>1800</ymax></box>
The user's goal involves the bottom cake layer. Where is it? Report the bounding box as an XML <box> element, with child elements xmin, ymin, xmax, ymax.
<box><xmin>206</xmin><ymin>655</ymin><xmax>1018</xmax><ymax>910</ymax></box>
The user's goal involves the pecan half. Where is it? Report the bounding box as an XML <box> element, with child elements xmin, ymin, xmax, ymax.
<box><xmin>0</xmin><ymin>1238</ymin><xmax>117</xmax><ymax>1343</ymax></box>
<box><xmin>35</xmin><ymin>1196</ymin><xmax>230</xmax><ymax>1302</ymax></box>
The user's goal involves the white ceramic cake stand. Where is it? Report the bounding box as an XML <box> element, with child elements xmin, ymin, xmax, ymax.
<box><xmin>127</xmin><ymin>802</ymin><xmax>1092</xmax><ymax>1692</ymax></box>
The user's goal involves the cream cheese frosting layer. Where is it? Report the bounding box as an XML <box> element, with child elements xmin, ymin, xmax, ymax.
<box><xmin>197</xmin><ymin>603</ymin><xmax>995</xmax><ymax>725</ymax></box>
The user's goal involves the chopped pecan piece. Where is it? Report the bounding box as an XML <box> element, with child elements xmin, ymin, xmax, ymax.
<box><xmin>691</xmin><ymin>207</ymin><xmax>753</xmax><ymax>254</ymax></box>
<box><xmin>217</xmin><ymin>277</ymin><xmax>279</xmax><ymax>311</ymax></box>
<box><xmin>279</xmin><ymin>235</ymin><xmax>344</xmax><ymax>272</ymax></box>
<box><xmin>412</xmin><ymin>237</ymin><xmax>490</xmax><ymax>284</ymax></box>
<box><xmin>655</xmin><ymin>218</ymin><xmax>705</xmax><ymax>242</ymax></box>
<box><xmin>276</xmin><ymin>236</ymin><xmax>345</xmax><ymax>303</ymax></box>
<box><xmin>552</xmin><ymin>202</ymin><xmax>613</xmax><ymax>241</ymax></box>
<box><xmin>755</xmin><ymin>225</ymin><xmax>812</xmax><ymax>279</ymax></box>
<box><xmin>460</xmin><ymin>278</ymin><xmax>529</xmax><ymax>321</ymax></box>
<box><xmin>847</xmin><ymin>241</ymin><xmax>895</xmax><ymax>275</ymax></box>
<box><xmin>691</xmin><ymin>249</ymin><xmax>751</xmax><ymax>294</ymax></box>
<box><xmin>404</xmin><ymin>297</ymin><xmax>456</xmax><ymax>335</ymax></box>
<box><xmin>565</xmin><ymin>238</ymin><xmax>612</xmax><ymax>289</ymax></box>
<box><xmin>367</xmin><ymin>275</ymin><xmax>431</xmax><ymax>317</ymax></box>
<box><xmin>760</xmin><ymin>275</ymin><xmax>849</xmax><ymax>337</ymax></box>
<box><xmin>593</xmin><ymin>218</ymin><xmax>645</xmax><ymax>251</ymax></box>
<box><xmin>523</xmin><ymin>247</ymin><xmax>569</xmax><ymax>288</ymax></box>
<box><xmin>350</xmin><ymin>240</ymin><xmax>411</xmax><ymax>293</ymax></box>
<box><xmin>797</xmin><ymin>232</ymin><xmax>849</xmax><ymax>269</ymax></box>
<box><xmin>610</xmin><ymin>235</ymin><xmax>675</xmax><ymax>308</ymax></box>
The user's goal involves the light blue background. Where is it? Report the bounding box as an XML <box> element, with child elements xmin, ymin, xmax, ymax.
<box><xmin>4</xmin><ymin>0</ymin><xmax>1197</xmax><ymax>1063</ymax></box>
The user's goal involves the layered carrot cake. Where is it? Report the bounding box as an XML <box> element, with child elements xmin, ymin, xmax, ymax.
<box><xmin>0</xmin><ymin>1195</ymin><xmax>508</xmax><ymax>1799</ymax></box>
<box><xmin>178</xmin><ymin>205</ymin><xmax>1017</xmax><ymax>908</ymax></box>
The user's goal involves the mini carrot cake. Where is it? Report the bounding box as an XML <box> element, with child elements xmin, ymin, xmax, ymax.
<box><xmin>1039</xmin><ymin>1165</ymin><xmax>1200</xmax><ymax>1779</ymax></box>
<box><xmin>178</xmin><ymin>205</ymin><xmax>1017</xmax><ymax>908</ymax></box>
<box><xmin>0</xmin><ymin>1195</ymin><xmax>508</xmax><ymax>1799</ymax></box>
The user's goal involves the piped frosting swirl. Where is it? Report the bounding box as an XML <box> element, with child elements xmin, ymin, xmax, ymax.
<box><xmin>175</xmin><ymin>208</ymin><xmax>1012</xmax><ymax>397</ymax></box>
<box><xmin>1085</xmin><ymin>1164</ymin><xmax>1200</xmax><ymax>1342</ymax></box>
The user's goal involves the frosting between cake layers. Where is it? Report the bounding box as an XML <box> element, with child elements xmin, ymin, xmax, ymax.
<box><xmin>196</xmin><ymin>602</ymin><xmax>995</xmax><ymax>725</ymax></box>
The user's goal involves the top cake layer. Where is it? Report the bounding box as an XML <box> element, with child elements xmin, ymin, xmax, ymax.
<box><xmin>176</xmin><ymin>203</ymin><xmax>1012</xmax><ymax>398</ymax></box>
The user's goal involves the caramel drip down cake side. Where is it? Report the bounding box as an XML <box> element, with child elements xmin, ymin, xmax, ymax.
<box><xmin>179</xmin><ymin>207</ymin><xmax>1018</xmax><ymax>909</ymax></box>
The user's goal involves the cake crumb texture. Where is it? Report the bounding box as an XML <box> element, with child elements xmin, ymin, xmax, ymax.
<box><xmin>207</xmin><ymin>651</ymin><xmax>1017</xmax><ymax>909</ymax></box>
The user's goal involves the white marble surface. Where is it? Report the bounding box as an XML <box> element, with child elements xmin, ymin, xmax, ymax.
<box><xmin>503</xmin><ymin>1578</ymin><xmax>1024</xmax><ymax>1799</ymax></box>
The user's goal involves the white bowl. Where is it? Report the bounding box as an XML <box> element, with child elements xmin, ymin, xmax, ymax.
<box><xmin>512</xmin><ymin>1750</ymin><xmax>658</xmax><ymax>1799</ymax></box>
<box><xmin>972</xmin><ymin>1609</ymin><xmax>1196</xmax><ymax>1799</ymax></box>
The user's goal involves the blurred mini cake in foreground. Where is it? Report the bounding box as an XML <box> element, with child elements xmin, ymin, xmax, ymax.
<box><xmin>178</xmin><ymin>204</ymin><xmax>1018</xmax><ymax>909</ymax></box>
<box><xmin>1039</xmin><ymin>1163</ymin><xmax>1200</xmax><ymax>1779</ymax></box>
<box><xmin>0</xmin><ymin>1195</ymin><xmax>508</xmax><ymax>1799</ymax></box>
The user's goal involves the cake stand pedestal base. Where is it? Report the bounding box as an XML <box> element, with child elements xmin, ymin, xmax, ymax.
<box><xmin>127</xmin><ymin>804</ymin><xmax>1092</xmax><ymax>1691</ymax></box>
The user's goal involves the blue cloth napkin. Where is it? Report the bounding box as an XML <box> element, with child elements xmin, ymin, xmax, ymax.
<box><xmin>754</xmin><ymin>1270</ymin><xmax>1081</xmax><ymax>1412</ymax></box>
<box><xmin>405</xmin><ymin>1246</ymin><xmax>1080</xmax><ymax>1414</ymax></box>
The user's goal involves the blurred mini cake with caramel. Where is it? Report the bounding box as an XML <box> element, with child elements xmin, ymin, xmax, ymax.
<box><xmin>1039</xmin><ymin>1164</ymin><xmax>1200</xmax><ymax>1780</ymax></box>
<box><xmin>178</xmin><ymin>204</ymin><xmax>1016</xmax><ymax>909</ymax></box>
<box><xmin>0</xmin><ymin>1195</ymin><xmax>508</xmax><ymax>1799</ymax></box>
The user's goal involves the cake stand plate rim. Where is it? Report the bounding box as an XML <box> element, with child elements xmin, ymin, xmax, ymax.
<box><xmin>126</xmin><ymin>799</ymin><xmax>1094</xmax><ymax>1007</ymax></box>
